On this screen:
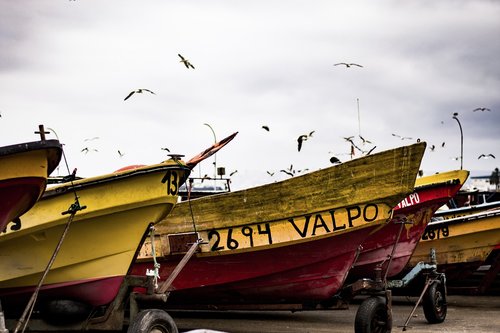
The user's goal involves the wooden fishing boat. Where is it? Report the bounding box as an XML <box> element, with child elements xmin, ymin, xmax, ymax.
<box><xmin>433</xmin><ymin>199</ymin><xmax>500</xmax><ymax>221</ymax></box>
<box><xmin>0</xmin><ymin>156</ymin><xmax>191</xmax><ymax>315</ymax></box>
<box><xmin>131</xmin><ymin>142</ymin><xmax>426</xmax><ymax>307</ymax></box>
<box><xmin>409</xmin><ymin>208</ymin><xmax>500</xmax><ymax>286</ymax></box>
<box><xmin>347</xmin><ymin>169</ymin><xmax>469</xmax><ymax>281</ymax></box>
<box><xmin>0</xmin><ymin>139</ymin><xmax>62</xmax><ymax>232</ymax></box>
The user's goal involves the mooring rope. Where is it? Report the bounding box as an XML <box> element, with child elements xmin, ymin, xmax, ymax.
<box><xmin>14</xmin><ymin>146</ymin><xmax>86</xmax><ymax>333</ymax></box>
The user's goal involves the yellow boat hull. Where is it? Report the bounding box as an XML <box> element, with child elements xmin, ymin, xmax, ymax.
<box><xmin>0</xmin><ymin>159</ymin><xmax>190</xmax><ymax>308</ymax></box>
<box><xmin>131</xmin><ymin>143</ymin><xmax>426</xmax><ymax>305</ymax></box>
<box><xmin>410</xmin><ymin>209</ymin><xmax>500</xmax><ymax>266</ymax></box>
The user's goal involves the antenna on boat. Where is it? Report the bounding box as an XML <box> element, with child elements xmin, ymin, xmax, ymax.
<box><xmin>357</xmin><ymin>98</ymin><xmax>361</xmax><ymax>137</ymax></box>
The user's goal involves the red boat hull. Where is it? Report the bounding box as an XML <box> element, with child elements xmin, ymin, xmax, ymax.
<box><xmin>131</xmin><ymin>225</ymin><xmax>378</xmax><ymax>305</ymax></box>
<box><xmin>348</xmin><ymin>181</ymin><xmax>464</xmax><ymax>281</ymax></box>
<box><xmin>0</xmin><ymin>276</ymin><xmax>124</xmax><ymax>316</ymax></box>
<box><xmin>0</xmin><ymin>177</ymin><xmax>46</xmax><ymax>232</ymax></box>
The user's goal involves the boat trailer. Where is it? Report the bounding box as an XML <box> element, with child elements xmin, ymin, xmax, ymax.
<box><xmin>339</xmin><ymin>248</ymin><xmax>447</xmax><ymax>333</ymax></box>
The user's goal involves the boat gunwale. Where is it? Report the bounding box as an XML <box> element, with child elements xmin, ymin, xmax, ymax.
<box><xmin>0</xmin><ymin>139</ymin><xmax>63</xmax><ymax>177</ymax></box>
<box><xmin>44</xmin><ymin>162</ymin><xmax>191</xmax><ymax>198</ymax></box>
<box><xmin>430</xmin><ymin>208</ymin><xmax>500</xmax><ymax>227</ymax></box>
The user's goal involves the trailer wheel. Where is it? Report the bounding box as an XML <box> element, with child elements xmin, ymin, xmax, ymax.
<box><xmin>127</xmin><ymin>309</ymin><xmax>178</xmax><ymax>333</ymax></box>
<box><xmin>355</xmin><ymin>296</ymin><xmax>392</xmax><ymax>333</ymax></box>
<box><xmin>423</xmin><ymin>280</ymin><xmax>447</xmax><ymax>324</ymax></box>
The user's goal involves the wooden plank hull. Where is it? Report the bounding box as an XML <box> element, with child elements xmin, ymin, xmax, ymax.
<box><xmin>0</xmin><ymin>159</ymin><xmax>190</xmax><ymax>313</ymax></box>
<box><xmin>0</xmin><ymin>140</ymin><xmax>62</xmax><ymax>231</ymax></box>
<box><xmin>409</xmin><ymin>209</ymin><xmax>500</xmax><ymax>270</ymax></box>
<box><xmin>348</xmin><ymin>170</ymin><xmax>469</xmax><ymax>280</ymax></box>
<box><xmin>131</xmin><ymin>143</ymin><xmax>426</xmax><ymax>306</ymax></box>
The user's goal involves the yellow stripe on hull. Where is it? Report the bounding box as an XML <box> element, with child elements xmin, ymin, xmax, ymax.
<box><xmin>410</xmin><ymin>210</ymin><xmax>500</xmax><ymax>266</ymax></box>
<box><xmin>1</xmin><ymin>150</ymin><xmax>50</xmax><ymax>182</ymax></box>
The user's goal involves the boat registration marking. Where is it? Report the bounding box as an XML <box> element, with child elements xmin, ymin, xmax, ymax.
<box><xmin>201</xmin><ymin>203</ymin><xmax>387</xmax><ymax>253</ymax></box>
<box><xmin>395</xmin><ymin>192</ymin><xmax>420</xmax><ymax>209</ymax></box>
<box><xmin>421</xmin><ymin>225</ymin><xmax>450</xmax><ymax>241</ymax></box>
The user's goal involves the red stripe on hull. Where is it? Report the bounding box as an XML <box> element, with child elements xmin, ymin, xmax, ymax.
<box><xmin>132</xmin><ymin>225</ymin><xmax>378</xmax><ymax>305</ymax></box>
<box><xmin>0</xmin><ymin>177</ymin><xmax>45</xmax><ymax>231</ymax></box>
<box><xmin>0</xmin><ymin>276</ymin><xmax>124</xmax><ymax>315</ymax></box>
<box><xmin>348</xmin><ymin>183</ymin><xmax>463</xmax><ymax>281</ymax></box>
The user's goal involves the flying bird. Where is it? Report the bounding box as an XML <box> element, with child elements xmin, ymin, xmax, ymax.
<box><xmin>430</xmin><ymin>145</ymin><xmax>436</xmax><ymax>152</ymax></box>
<box><xmin>124</xmin><ymin>89</ymin><xmax>156</xmax><ymax>101</ymax></box>
<box><xmin>473</xmin><ymin>107</ymin><xmax>491</xmax><ymax>112</ymax></box>
<box><xmin>81</xmin><ymin>147</ymin><xmax>98</xmax><ymax>154</ymax></box>
<box><xmin>280</xmin><ymin>164</ymin><xmax>295</xmax><ymax>177</ymax></box>
<box><xmin>280</xmin><ymin>169</ymin><xmax>294</xmax><ymax>177</ymax></box>
<box><xmin>297</xmin><ymin>134</ymin><xmax>308</xmax><ymax>152</ymax></box>
<box><xmin>359</xmin><ymin>135</ymin><xmax>372</xmax><ymax>144</ymax></box>
<box><xmin>334</xmin><ymin>63</ymin><xmax>363</xmax><ymax>68</ymax></box>
<box><xmin>262</xmin><ymin>125</ymin><xmax>270</xmax><ymax>131</ymax></box>
<box><xmin>266</xmin><ymin>171</ymin><xmax>275</xmax><ymax>176</ymax></box>
<box><xmin>441</xmin><ymin>142</ymin><xmax>446</xmax><ymax>148</ymax></box>
<box><xmin>392</xmin><ymin>133</ymin><xmax>413</xmax><ymax>140</ymax></box>
<box><xmin>478</xmin><ymin>154</ymin><xmax>495</xmax><ymax>159</ymax></box>
<box><xmin>230</xmin><ymin>170</ymin><xmax>238</xmax><ymax>176</ymax></box>
<box><xmin>178</xmin><ymin>54</ymin><xmax>195</xmax><ymax>69</ymax></box>
<box><xmin>161</xmin><ymin>147</ymin><xmax>170</xmax><ymax>152</ymax></box>
<box><xmin>118</xmin><ymin>150</ymin><xmax>125</xmax><ymax>157</ymax></box>
<box><xmin>366</xmin><ymin>146</ymin><xmax>377</xmax><ymax>155</ymax></box>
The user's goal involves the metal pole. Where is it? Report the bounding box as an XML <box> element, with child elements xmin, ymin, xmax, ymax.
<box><xmin>203</xmin><ymin>123</ymin><xmax>217</xmax><ymax>188</ymax></box>
<box><xmin>452</xmin><ymin>115</ymin><xmax>463</xmax><ymax>170</ymax></box>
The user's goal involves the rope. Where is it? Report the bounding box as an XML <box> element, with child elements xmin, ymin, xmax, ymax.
<box><xmin>14</xmin><ymin>203</ymin><xmax>83</xmax><ymax>333</ymax></box>
<box><xmin>14</xmin><ymin>144</ymin><xmax>85</xmax><ymax>333</ymax></box>
<box><xmin>147</xmin><ymin>225</ymin><xmax>161</xmax><ymax>289</ymax></box>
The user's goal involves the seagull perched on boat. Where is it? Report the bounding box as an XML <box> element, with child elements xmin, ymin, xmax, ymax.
<box><xmin>334</xmin><ymin>63</ymin><xmax>363</xmax><ymax>68</ymax></box>
<box><xmin>124</xmin><ymin>89</ymin><xmax>156</xmax><ymax>101</ymax></box>
<box><xmin>330</xmin><ymin>156</ymin><xmax>341</xmax><ymax>164</ymax></box>
<box><xmin>473</xmin><ymin>107</ymin><xmax>491</xmax><ymax>112</ymax></box>
<box><xmin>178</xmin><ymin>54</ymin><xmax>195</xmax><ymax>69</ymax></box>
<box><xmin>478</xmin><ymin>154</ymin><xmax>495</xmax><ymax>159</ymax></box>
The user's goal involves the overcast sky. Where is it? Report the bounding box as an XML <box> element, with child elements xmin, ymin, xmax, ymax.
<box><xmin>1</xmin><ymin>0</ymin><xmax>499</xmax><ymax>190</ymax></box>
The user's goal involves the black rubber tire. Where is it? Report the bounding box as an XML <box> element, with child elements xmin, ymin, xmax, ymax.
<box><xmin>127</xmin><ymin>309</ymin><xmax>178</xmax><ymax>333</ymax></box>
<box><xmin>355</xmin><ymin>296</ymin><xmax>392</xmax><ymax>333</ymax></box>
<box><xmin>423</xmin><ymin>280</ymin><xmax>447</xmax><ymax>324</ymax></box>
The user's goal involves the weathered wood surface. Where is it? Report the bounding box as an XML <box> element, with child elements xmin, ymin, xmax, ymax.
<box><xmin>156</xmin><ymin>142</ymin><xmax>426</xmax><ymax>234</ymax></box>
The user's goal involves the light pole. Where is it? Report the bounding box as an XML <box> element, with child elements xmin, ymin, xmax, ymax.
<box><xmin>452</xmin><ymin>113</ymin><xmax>463</xmax><ymax>170</ymax></box>
<box><xmin>203</xmin><ymin>123</ymin><xmax>217</xmax><ymax>182</ymax></box>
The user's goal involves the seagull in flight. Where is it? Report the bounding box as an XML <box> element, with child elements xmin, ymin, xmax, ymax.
<box><xmin>124</xmin><ymin>89</ymin><xmax>156</xmax><ymax>101</ymax></box>
<box><xmin>178</xmin><ymin>54</ymin><xmax>195</xmax><ymax>69</ymax></box>
<box><xmin>478</xmin><ymin>154</ymin><xmax>495</xmax><ymax>159</ymax></box>
<box><xmin>392</xmin><ymin>133</ymin><xmax>413</xmax><ymax>140</ymax></box>
<box><xmin>334</xmin><ymin>63</ymin><xmax>363</xmax><ymax>68</ymax></box>
<box><xmin>297</xmin><ymin>134</ymin><xmax>308</xmax><ymax>152</ymax></box>
<box><xmin>262</xmin><ymin>125</ymin><xmax>270</xmax><ymax>131</ymax></box>
<box><xmin>473</xmin><ymin>107</ymin><xmax>491</xmax><ymax>112</ymax></box>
